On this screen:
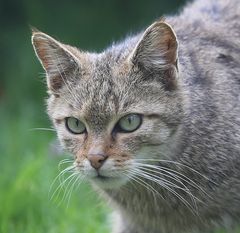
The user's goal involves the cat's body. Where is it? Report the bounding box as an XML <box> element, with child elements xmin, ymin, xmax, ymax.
<box><xmin>32</xmin><ymin>0</ymin><xmax>240</xmax><ymax>232</ymax></box>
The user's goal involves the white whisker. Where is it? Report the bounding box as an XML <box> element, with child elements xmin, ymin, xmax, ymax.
<box><xmin>28</xmin><ymin>127</ymin><xmax>56</xmax><ymax>132</ymax></box>
<box><xmin>133</xmin><ymin>162</ymin><xmax>210</xmax><ymax>199</ymax></box>
<box><xmin>128</xmin><ymin>169</ymin><xmax>164</xmax><ymax>200</ymax></box>
<box><xmin>57</xmin><ymin>172</ymin><xmax>78</xmax><ymax>206</ymax></box>
<box><xmin>49</xmin><ymin>166</ymin><xmax>76</xmax><ymax>202</ymax></box>
<box><xmin>134</xmin><ymin>158</ymin><xmax>217</xmax><ymax>184</ymax></box>
<box><xmin>58</xmin><ymin>159</ymin><xmax>74</xmax><ymax>170</ymax></box>
<box><xmin>137</xmin><ymin>168</ymin><xmax>200</xmax><ymax>211</ymax></box>
<box><xmin>65</xmin><ymin>175</ymin><xmax>81</xmax><ymax>208</ymax></box>
<box><xmin>134</xmin><ymin>170</ymin><xmax>198</xmax><ymax>215</ymax></box>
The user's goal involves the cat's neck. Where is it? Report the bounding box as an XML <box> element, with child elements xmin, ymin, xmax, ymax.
<box><xmin>101</xmin><ymin>180</ymin><xmax>203</xmax><ymax>233</ymax></box>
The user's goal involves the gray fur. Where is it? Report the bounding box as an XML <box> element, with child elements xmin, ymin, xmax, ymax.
<box><xmin>32</xmin><ymin>0</ymin><xmax>240</xmax><ymax>232</ymax></box>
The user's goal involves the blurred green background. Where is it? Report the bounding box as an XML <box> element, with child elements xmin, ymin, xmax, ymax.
<box><xmin>0</xmin><ymin>0</ymin><xmax>194</xmax><ymax>232</ymax></box>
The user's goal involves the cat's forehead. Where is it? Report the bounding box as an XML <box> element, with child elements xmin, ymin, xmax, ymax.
<box><xmin>68</xmin><ymin>53</ymin><xmax>136</xmax><ymax>119</ymax></box>
<box><xmin>59</xmin><ymin>44</ymin><xmax>165</xmax><ymax>123</ymax></box>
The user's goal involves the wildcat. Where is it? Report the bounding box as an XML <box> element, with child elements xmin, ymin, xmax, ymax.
<box><xmin>31</xmin><ymin>0</ymin><xmax>240</xmax><ymax>232</ymax></box>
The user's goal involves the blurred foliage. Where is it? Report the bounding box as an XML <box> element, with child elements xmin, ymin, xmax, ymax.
<box><xmin>0</xmin><ymin>0</ymin><xmax>190</xmax><ymax>232</ymax></box>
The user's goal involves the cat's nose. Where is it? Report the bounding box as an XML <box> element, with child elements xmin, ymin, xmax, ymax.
<box><xmin>87</xmin><ymin>154</ymin><xmax>108</xmax><ymax>170</ymax></box>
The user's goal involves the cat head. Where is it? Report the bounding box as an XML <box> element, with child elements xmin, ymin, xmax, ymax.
<box><xmin>32</xmin><ymin>19</ymin><xmax>184</xmax><ymax>189</ymax></box>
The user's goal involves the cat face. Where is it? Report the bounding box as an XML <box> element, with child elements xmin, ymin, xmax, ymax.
<box><xmin>32</xmin><ymin>20</ymin><xmax>184</xmax><ymax>189</ymax></box>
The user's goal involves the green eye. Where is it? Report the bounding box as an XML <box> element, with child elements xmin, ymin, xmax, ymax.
<box><xmin>65</xmin><ymin>117</ymin><xmax>86</xmax><ymax>134</ymax></box>
<box><xmin>117</xmin><ymin>114</ymin><xmax>142</xmax><ymax>133</ymax></box>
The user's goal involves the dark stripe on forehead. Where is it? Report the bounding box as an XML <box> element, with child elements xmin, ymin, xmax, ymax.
<box><xmin>82</xmin><ymin>79</ymin><xmax>121</xmax><ymax>131</ymax></box>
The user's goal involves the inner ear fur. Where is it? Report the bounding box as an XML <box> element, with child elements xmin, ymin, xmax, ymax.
<box><xmin>32</xmin><ymin>30</ymin><xmax>79</xmax><ymax>92</ymax></box>
<box><xmin>130</xmin><ymin>20</ymin><xmax>178</xmax><ymax>70</ymax></box>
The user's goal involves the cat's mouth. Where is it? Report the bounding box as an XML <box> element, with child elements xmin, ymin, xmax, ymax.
<box><xmin>90</xmin><ymin>173</ymin><xmax>128</xmax><ymax>189</ymax></box>
<box><xmin>95</xmin><ymin>174</ymin><xmax>110</xmax><ymax>180</ymax></box>
<box><xmin>93</xmin><ymin>173</ymin><xmax>118</xmax><ymax>182</ymax></box>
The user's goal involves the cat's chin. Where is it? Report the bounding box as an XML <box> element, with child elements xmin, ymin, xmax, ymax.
<box><xmin>89</xmin><ymin>175</ymin><xmax>128</xmax><ymax>190</ymax></box>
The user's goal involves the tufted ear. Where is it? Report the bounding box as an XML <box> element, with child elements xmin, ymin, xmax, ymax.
<box><xmin>31</xmin><ymin>29</ymin><xmax>79</xmax><ymax>92</ymax></box>
<box><xmin>129</xmin><ymin>20</ymin><xmax>178</xmax><ymax>71</ymax></box>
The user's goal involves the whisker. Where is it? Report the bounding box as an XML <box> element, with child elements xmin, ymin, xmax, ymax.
<box><xmin>134</xmin><ymin>158</ymin><xmax>217</xmax><ymax>184</ymax></box>
<box><xmin>66</xmin><ymin>173</ymin><xmax>87</xmax><ymax>208</ymax></box>
<box><xmin>65</xmin><ymin>174</ymin><xmax>80</xmax><ymax>208</ymax></box>
<box><xmin>49</xmin><ymin>165</ymin><xmax>75</xmax><ymax>196</ymax></box>
<box><xmin>58</xmin><ymin>159</ymin><xmax>74</xmax><ymax>170</ymax></box>
<box><xmin>135</xmin><ymin>170</ymin><xmax>198</xmax><ymax>215</ymax></box>
<box><xmin>138</xmin><ymin>166</ymin><xmax>192</xmax><ymax>191</ymax></box>
<box><xmin>137</xmin><ymin>168</ymin><xmax>200</xmax><ymax>211</ymax></box>
<box><xmin>134</xmin><ymin>162</ymin><xmax>210</xmax><ymax>199</ymax></box>
<box><xmin>141</xmin><ymin>165</ymin><xmax>203</xmax><ymax>209</ymax></box>
<box><xmin>49</xmin><ymin>166</ymin><xmax>76</xmax><ymax>201</ymax></box>
<box><xmin>57</xmin><ymin>172</ymin><xmax>78</xmax><ymax>206</ymax></box>
<box><xmin>28</xmin><ymin>127</ymin><xmax>56</xmax><ymax>132</ymax></box>
<box><xmin>128</xmin><ymin>169</ymin><xmax>164</xmax><ymax>200</ymax></box>
<box><xmin>75</xmin><ymin>172</ymin><xmax>87</xmax><ymax>191</ymax></box>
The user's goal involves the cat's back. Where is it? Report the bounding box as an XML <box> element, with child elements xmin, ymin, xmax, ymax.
<box><xmin>180</xmin><ymin>0</ymin><xmax>240</xmax><ymax>23</ymax></box>
<box><xmin>165</xmin><ymin>2</ymin><xmax>240</xmax><ymax>228</ymax></box>
<box><xmin>170</xmin><ymin>0</ymin><xmax>240</xmax><ymax>107</ymax></box>
<box><xmin>169</xmin><ymin>0</ymin><xmax>240</xmax><ymax>185</ymax></box>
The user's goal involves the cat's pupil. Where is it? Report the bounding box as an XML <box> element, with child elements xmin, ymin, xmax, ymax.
<box><xmin>127</xmin><ymin>116</ymin><xmax>132</xmax><ymax>125</ymax></box>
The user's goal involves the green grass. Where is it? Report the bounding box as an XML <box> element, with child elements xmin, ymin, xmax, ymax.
<box><xmin>0</xmin><ymin>103</ymin><xmax>110</xmax><ymax>233</ymax></box>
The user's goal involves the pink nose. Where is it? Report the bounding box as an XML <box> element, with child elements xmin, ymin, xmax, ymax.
<box><xmin>87</xmin><ymin>154</ymin><xmax>108</xmax><ymax>170</ymax></box>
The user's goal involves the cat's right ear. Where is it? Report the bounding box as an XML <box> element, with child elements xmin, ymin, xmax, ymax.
<box><xmin>127</xmin><ymin>20</ymin><xmax>178</xmax><ymax>90</ymax></box>
<box><xmin>128</xmin><ymin>20</ymin><xmax>178</xmax><ymax>71</ymax></box>
<box><xmin>31</xmin><ymin>29</ymin><xmax>79</xmax><ymax>92</ymax></box>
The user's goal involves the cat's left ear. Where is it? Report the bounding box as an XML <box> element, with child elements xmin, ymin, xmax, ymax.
<box><xmin>129</xmin><ymin>20</ymin><xmax>178</xmax><ymax>70</ymax></box>
<box><xmin>128</xmin><ymin>20</ymin><xmax>178</xmax><ymax>89</ymax></box>
<box><xmin>31</xmin><ymin>29</ymin><xmax>79</xmax><ymax>92</ymax></box>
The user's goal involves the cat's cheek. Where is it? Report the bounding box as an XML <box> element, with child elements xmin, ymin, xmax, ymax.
<box><xmin>54</xmin><ymin>125</ymin><xmax>85</xmax><ymax>154</ymax></box>
<box><xmin>57</xmin><ymin>137</ymin><xmax>81</xmax><ymax>154</ymax></box>
<box><xmin>149</xmin><ymin>125</ymin><xmax>173</xmax><ymax>145</ymax></box>
<box><xmin>135</xmin><ymin>145</ymin><xmax>163</xmax><ymax>160</ymax></box>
